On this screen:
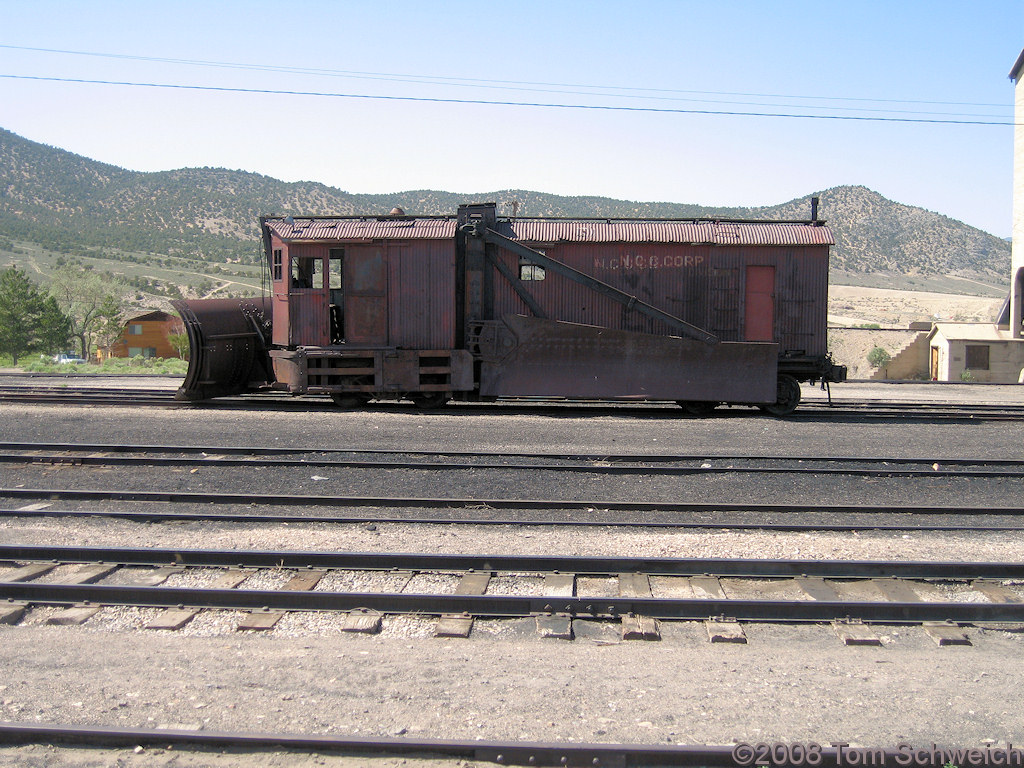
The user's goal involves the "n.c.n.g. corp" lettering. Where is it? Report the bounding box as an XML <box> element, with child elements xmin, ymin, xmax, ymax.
<box><xmin>594</xmin><ymin>253</ymin><xmax>705</xmax><ymax>270</ymax></box>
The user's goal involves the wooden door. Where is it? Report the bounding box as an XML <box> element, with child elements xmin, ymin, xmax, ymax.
<box><xmin>343</xmin><ymin>246</ymin><xmax>388</xmax><ymax>345</ymax></box>
<box><xmin>744</xmin><ymin>265</ymin><xmax>775</xmax><ymax>342</ymax></box>
<box><xmin>286</xmin><ymin>250</ymin><xmax>329</xmax><ymax>347</ymax></box>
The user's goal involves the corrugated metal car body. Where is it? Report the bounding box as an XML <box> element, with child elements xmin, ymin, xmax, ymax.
<box><xmin>488</xmin><ymin>229</ymin><xmax>830</xmax><ymax>357</ymax></box>
<box><xmin>249</xmin><ymin>209</ymin><xmax>836</xmax><ymax>405</ymax></box>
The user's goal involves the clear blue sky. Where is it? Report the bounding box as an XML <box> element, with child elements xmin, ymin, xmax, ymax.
<box><xmin>0</xmin><ymin>1</ymin><xmax>1020</xmax><ymax>236</ymax></box>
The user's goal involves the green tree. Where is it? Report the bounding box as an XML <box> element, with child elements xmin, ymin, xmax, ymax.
<box><xmin>37</xmin><ymin>296</ymin><xmax>72</xmax><ymax>355</ymax></box>
<box><xmin>167</xmin><ymin>318</ymin><xmax>189</xmax><ymax>360</ymax></box>
<box><xmin>867</xmin><ymin>346</ymin><xmax>891</xmax><ymax>368</ymax></box>
<box><xmin>49</xmin><ymin>265</ymin><xmax>127</xmax><ymax>360</ymax></box>
<box><xmin>0</xmin><ymin>266</ymin><xmax>70</xmax><ymax>364</ymax></box>
<box><xmin>92</xmin><ymin>294</ymin><xmax>125</xmax><ymax>360</ymax></box>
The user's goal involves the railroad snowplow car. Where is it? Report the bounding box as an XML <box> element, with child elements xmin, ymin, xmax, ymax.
<box><xmin>173</xmin><ymin>202</ymin><xmax>845</xmax><ymax>414</ymax></box>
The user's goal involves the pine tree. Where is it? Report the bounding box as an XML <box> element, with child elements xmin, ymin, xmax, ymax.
<box><xmin>38</xmin><ymin>296</ymin><xmax>72</xmax><ymax>355</ymax></box>
<box><xmin>0</xmin><ymin>266</ymin><xmax>70</xmax><ymax>364</ymax></box>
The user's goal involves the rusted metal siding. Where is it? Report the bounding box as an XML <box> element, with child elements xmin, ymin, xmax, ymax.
<box><xmin>388</xmin><ymin>241</ymin><xmax>458</xmax><ymax>349</ymax></box>
<box><xmin>264</xmin><ymin>217</ymin><xmax>833</xmax><ymax>247</ymax></box>
<box><xmin>269</xmin><ymin>234</ymin><xmax>291</xmax><ymax>347</ymax></box>
<box><xmin>479</xmin><ymin>315</ymin><xmax>779</xmax><ymax>403</ymax></box>
<box><xmin>498</xmin><ymin>219</ymin><xmax>834</xmax><ymax>246</ymax></box>
<box><xmin>343</xmin><ymin>245</ymin><xmax>389</xmax><ymax>345</ymax></box>
<box><xmin>772</xmin><ymin>247</ymin><xmax>829</xmax><ymax>356</ymax></box>
<box><xmin>262</xmin><ymin>214</ymin><xmax>830</xmax><ymax>359</ymax></box>
<box><xmin>266</xmin><ymin>218</ymin><xmax>457</xmax><ymax>242</ymax></box>
<box><xmin>489</xmin><ymin>241</ymin><xmax>830</xmax><ymax>356</ymax></box>
<box><xmin>285</xmin><ymin>243</ymin><xmax>331</xmax><ymax>346</ymax></box>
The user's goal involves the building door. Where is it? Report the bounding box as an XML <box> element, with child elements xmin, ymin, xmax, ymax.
<box><xmin>930</xmin><ymin>346</ymin><xmax>940</xmax><ymax>380</ymax></box>
<box><xmin>744</xmin><ymin>265</ymin><xmax>775</xmax><ymax>342</ymax></box>
<box><xmin>343</xmin><ymin>245</ymin><xmax>388</xmax><ymax>344</ymax></box>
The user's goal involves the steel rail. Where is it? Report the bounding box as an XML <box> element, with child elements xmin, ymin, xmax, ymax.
<box><xmin>2</xmin><ymin>580</ymin><xmax>1021</xmax><ymax>623</ymax></box>
<box><xmin>1</xmin><ymin>379</ymin><xmax>1022</xmax><ymax>409</ymax></box>
<box><xmin>2</xmin><ymin>487</ymin><xmax>1022</xmax><ymax>516</ymax></box>
<box><xmin>3</xmin><ymin>440</ymin><xmax>1022</xmax><ymax>468</ymax></box>
<box><xmin>4</xmin><ymin>506</ymin><xmax>1023</xmax><ymax>532</ymax></box>
<box><xmin>0</xmin><ymin>392</ymin><xmax>175</xmax><ymax>406</ymax></box>
<box><xmin>0</xmin><ymin>721</ymin><xmax>923</xmax><ymax>767</ymax></box>
<box><xmin>0</xmin><ymin>387</ymin><xmax>171</xmax><ymax>398</ymax></box>
<box><xmin>6</xmin><ymin>450</ymin><xmax>1024</xmax><ymax>478</ymax></box>
<box><xmin>3</xmin><ymin>387</ymin><xmax>1024</xmax><ymax>420</ymax></box>
<box><xmin>5</xmin><ymin>544</ymin><xmax>1022</xmax><ymax>580</ymax></box>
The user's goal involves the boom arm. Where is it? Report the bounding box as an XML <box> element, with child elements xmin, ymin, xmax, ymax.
<box><xmin>467</xmin><ymin>223</ymin><xmax>719</xmax><ymax>345</ymax></box>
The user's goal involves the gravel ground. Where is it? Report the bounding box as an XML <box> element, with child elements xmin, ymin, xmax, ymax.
<box><xmin>1</xmin><ymin>382</ymin><xmax>1023</xmax><ymax>765</ymax></box>
<box><xmin>8</xmin><ymin>460</ymin><xmax>1024</xmax><ymax>510</ymax></box>
<box><xmin>2</xmin><ymin>515</ymin><xmax>1023</xmax><ymax>563</ymax></box>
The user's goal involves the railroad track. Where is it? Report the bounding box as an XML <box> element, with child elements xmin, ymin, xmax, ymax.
<box><xmin>3</xmin><ymin>488</ymin><xmax>1023</xmax><ymax>519</ymax></box>
<box><xmin>0</xmin><ymin>384</ymin><xmax>177</xmax><ymax>405</ymax></box>
<box><xmin>5</xmin><ymin>504</ymin><xmax>1024</xmax><ymax>532</ymax></box>
<box><xmin>3</xmin><ymin>440</ymin><xmax>1021</xmax><ymax>531</ymax></box>
<box><xmin>7</xmin><ymin>441</ymin><xmax>1024</xmax><ymax>478</ymax></box>
<box><xmin>0</xmin><ymin>384</ymin><xmax>1022</xmax><ymax>420</ymax></box>
<box><xmin>0</xmin><ymin>722</ymin><xmax>960</xmax><ymax>767</ymax></box>
<box><xmin>5</xmin><ymin>441</ymin><xmax>1024</xmax><ymax>477</ymax></box>
<box><xmin>2</xmin><ymin>545</ymin><xmax>1022</xmax><ymax>643</ymax></box>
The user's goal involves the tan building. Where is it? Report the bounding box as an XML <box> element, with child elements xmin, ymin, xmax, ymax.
<box><xmin>927</xmin><ymin>323</ymin><xmax>1023</xmax><ymax>382</ymax></box>
<box><xmin>1012</xmin><ymin>48</ymin><xmax>1024</xmax><ymax>337</ymax></box>
<box><xmin>922</xmin><ymin>49</ymin><xmax>1024</xmax><ymax>382</ymax></box>
<box><xmin>107</xmin><ymin>310</ymin><xmax>183</xmax><ymax>359</ymax></box>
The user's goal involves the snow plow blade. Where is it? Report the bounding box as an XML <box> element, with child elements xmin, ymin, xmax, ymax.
<box><xmin>171</xmin><ymin>297</ymin><xmax>274</xmax><ymax>401</ymax></box>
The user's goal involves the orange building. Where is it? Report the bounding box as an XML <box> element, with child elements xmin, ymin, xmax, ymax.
<box><xmin>108</xmin><ymin>310</ymin><xmax>183</xmax><ymax>359</ymax></box>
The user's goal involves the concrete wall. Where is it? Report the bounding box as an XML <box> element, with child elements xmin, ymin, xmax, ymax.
<box><xmin>930</xmin><ymin>338</ymin><xmax>1024</xmax><ymax>382</ymax></box>
<box><xmin>1012</xmin><ymin>63</ymin><xmax>1024</xmax><ymax>337</ymax></box>
<box><xmin>870</xmin><ymin>333</ymin><xmax>929</xmax><ymax>380</ymax></box>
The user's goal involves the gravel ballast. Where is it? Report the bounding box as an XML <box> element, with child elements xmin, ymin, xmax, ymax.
<box><xmin>1</xmin><ymin>382</ymin><xmax>1023</xmax><ymax>765</ymax></box>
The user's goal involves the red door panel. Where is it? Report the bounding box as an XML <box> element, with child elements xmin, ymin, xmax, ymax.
<box><xmin>744</xmin><ymin>265</ymin><xmax>775</xmax><ymax>342</ymax></box>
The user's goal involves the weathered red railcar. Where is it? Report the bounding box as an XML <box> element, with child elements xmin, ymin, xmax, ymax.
<box><xmin>173</xmin><ymin>202</ymin><xmax>845</xmax><ymax>414</ymax></box>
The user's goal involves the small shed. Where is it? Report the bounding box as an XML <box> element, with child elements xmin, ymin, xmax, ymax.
<box><xmin>927</xmin><ymin>323</ymin><xmax>1024</xmax><ymax>382</ymax></box>
<box><xmin>108</xmin><ymin>310</ymin><xmax>183</xmax><ymax>359</ymax></box>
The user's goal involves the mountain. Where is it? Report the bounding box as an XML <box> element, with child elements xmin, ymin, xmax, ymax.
<box><xmin>0</xmin><ymin>127</ymin><xmax>1010</xmax><ymax>296</ymax></box>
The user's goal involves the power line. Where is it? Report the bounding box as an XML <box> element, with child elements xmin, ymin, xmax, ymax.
<box><xmin>0</xmin><ymin>73</ymin><xmax>1014</xmax><ymax>126</ymax></box>
<box><xmin>0</xmin><ymin>43</ymin><xmax>1012</xmax><ymax>116</ymax></box>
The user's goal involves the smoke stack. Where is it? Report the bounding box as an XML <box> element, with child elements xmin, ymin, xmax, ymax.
<box><xmin>810</xmin><ymin>197</ymin><xmax>819</xmax><ymax>222</ymax></box>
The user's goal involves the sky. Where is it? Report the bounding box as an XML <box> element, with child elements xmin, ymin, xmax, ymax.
<box><xmin>0</xmin><ymin>1</ymin><xmax>1021</xmax><ymax>236</ymax></box>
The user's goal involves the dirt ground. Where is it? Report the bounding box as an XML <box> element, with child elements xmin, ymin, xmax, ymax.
<box><xmin>827</xmin><ymin>285</ymin><xmax>1004</xmax><ymax>329</ymax></box>
<box><xmin>827</xmin><ymin>285</ymin><xmax>1007</xmax><ymax>379</ymax></box>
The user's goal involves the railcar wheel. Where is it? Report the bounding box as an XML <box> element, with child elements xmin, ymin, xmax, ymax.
<box><xmin>677</xmin><ymin>401</ymin><xmax>718</xmax><ymax>416</ymax></box>
<box><xmin>759</xmin><ymin>374</ymin><xmax>801</xmax><ymax>416</ymax></box>
<box><xmin>411</xmin><ymin>392</ymin><xmax>451</xmax><ymax>409</ymax></box>
<box><xmin>330</xmin><ymin>393</ymin><xmax>372</xmax><ymax>409</ymax></box>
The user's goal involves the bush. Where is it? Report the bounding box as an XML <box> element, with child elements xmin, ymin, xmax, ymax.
<box><xmin>19</xmin><ymin>356</ymin><xmax>189</xmax><ymax>375</ymax></box>
<box><xmin>867</xmin><ymin>346</ymin><xmax>891</xmax><ymax>368</ymax></box>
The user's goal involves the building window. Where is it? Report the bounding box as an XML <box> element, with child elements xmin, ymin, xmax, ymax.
<box><xmin>329</xmin><ymin>248</ymin><xmax>344</xmax><ymax>291</ymax></box>
<box><xmin>519</xmin><ymin>256</ymin><xmax>545</xmax><ymax>281</ymax></box>
<box><xmin>129</xmin><ymin>324</ymin><xmax>143</xmax><ymax>335</ymax></box>
<box><xmin>965</xmin><ymin>344</ymin><xmax>990</xmax><ymax>371</ymax></box>
<box><xmin>291</xmin><ymin>256</ymin><xmax>321</xmax><ymax>289</ymax></box>
<box><xmin>273</xmin><ymin>249</ymin><xmax>283</xmax><ymax>281</ymax></box>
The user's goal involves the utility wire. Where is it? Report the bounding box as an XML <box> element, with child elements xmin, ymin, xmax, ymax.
<box><xmin>0</xmin><ymin>43</ymin><xmax>1012</xmax><ymax>115</ymax></box>
<box><xmin>0</xmin><ymin>73</ymin><xmax>1015</xmax><ymax>126</ymax></box>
